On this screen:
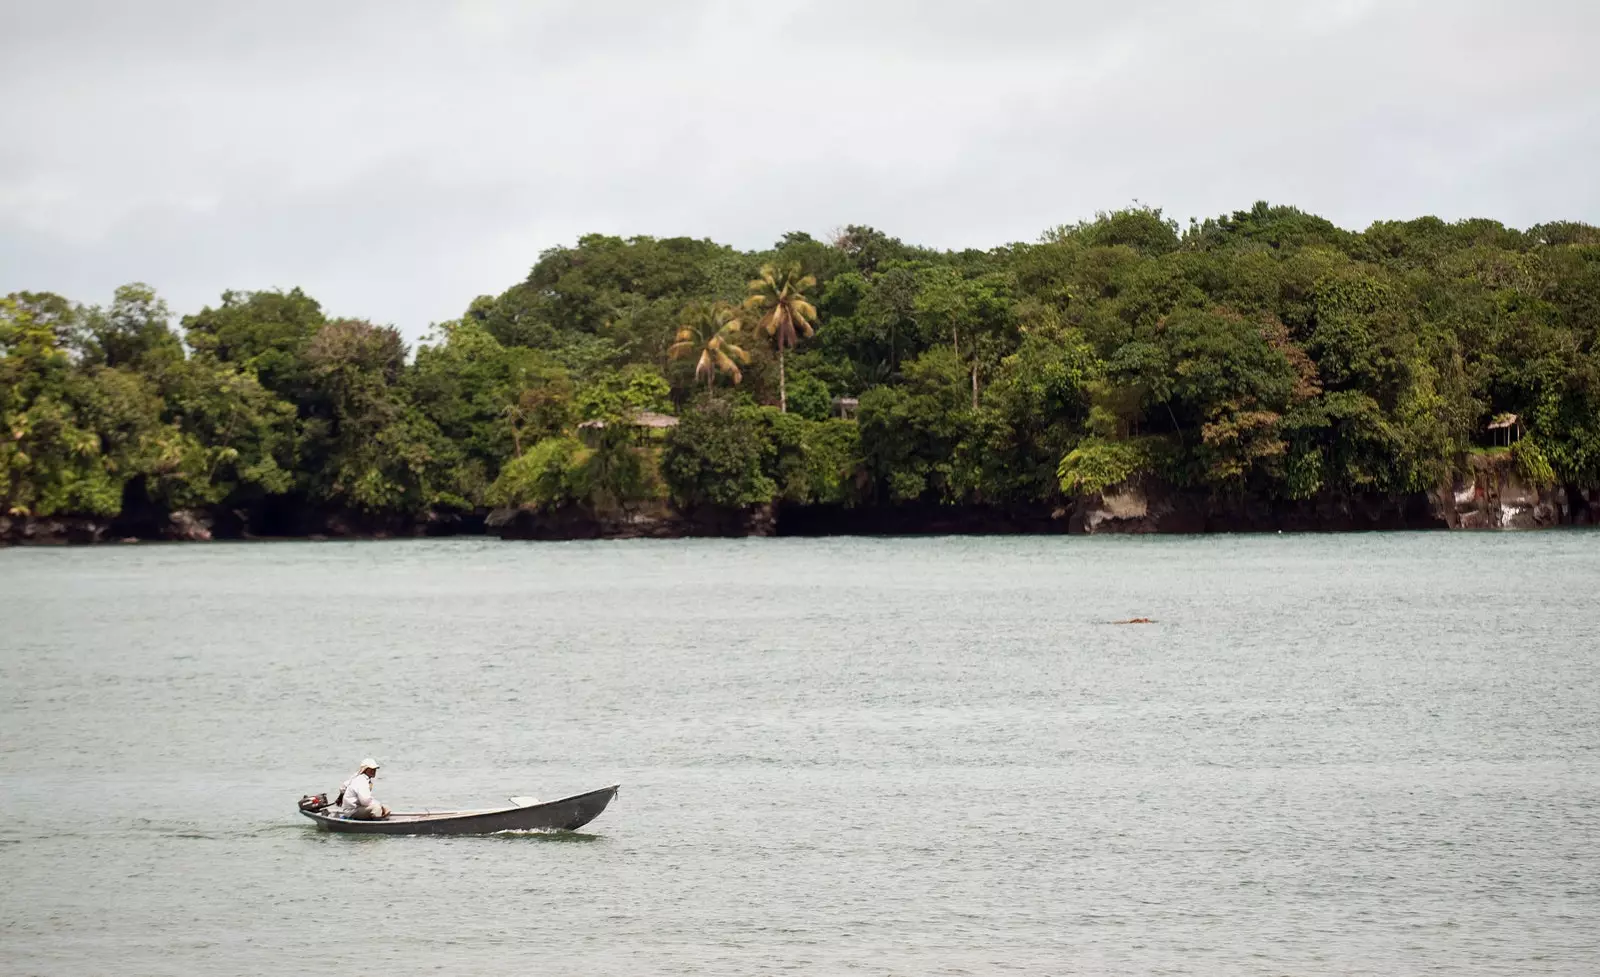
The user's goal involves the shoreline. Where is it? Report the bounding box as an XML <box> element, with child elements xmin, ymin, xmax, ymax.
<box><xmin>6</xmin><ymin>477</ymin><xmax>1596</xmax><ymax>546</ymax></box>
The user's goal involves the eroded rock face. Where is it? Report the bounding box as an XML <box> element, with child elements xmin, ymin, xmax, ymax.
<box><xmin>1080</xmin><ymin>486</ymin><xmax>1199</xmax><ymax>533</ymax></box>
<box><xmin>167</xmin><ymin>509</ymin><xmax>214</xmax><ymax>542</ymax></box>
<box><xmin>1431</xmin><ymin>455</ymin><xmax>1569</xmax><ymax>530</ymax></box>
<box><xmin>0</xmin><ymin>515</ymin><xmax>113</xmax><ymax>544</ymax></box>
<box><xmin>1074</xmin><ymin>484</ymin><xmax>1448</xmax><ymax>534</ymax></box>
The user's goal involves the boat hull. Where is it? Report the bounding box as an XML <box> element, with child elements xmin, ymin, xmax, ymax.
<box><xmin>300</xmin><ymin>785</ymin><xmax>619</xmax><ymax>835</ymax></box>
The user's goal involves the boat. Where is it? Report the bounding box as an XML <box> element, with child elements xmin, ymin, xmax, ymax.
<box><xmin>298</xmin><ymin>784</ymin><xmax>620</xmax><ymax>835</ymax></box>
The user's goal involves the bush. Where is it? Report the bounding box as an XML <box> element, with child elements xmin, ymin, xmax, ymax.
<box><xmin>485</xmin><ymin>437</ymin><xmax>586</xmax><ymax>508</ymax></box>
<box><xmin>1057</xmin><ymin>437</ymin><xmax>1152</xmax><ymax>495</ymax></box>
<box><xmin>785</xmin><ymin>371</ymin><xmax>832</xmax><ymax>422</ymax></box>
<box><xmin>661</xmin><ymin>400</ymin><xmax>776</xmax><ymax>508</ymax></box>
<box><xmin>798</xmin><ymin>418</ymin><xmax>863</xmax><ymax>505</ymax></box>
<box><xmin>572</xmin><ymin>426</ymin><xmax>662</xmax><ymax>514</ymax></box>
<box><xmin>745</xmin><ymin>407</ymin><xmax>864</xmax><ymax>505</ymax></box>
<box><xmin>1512</xmin><ymin>438</ymin><xmax>1556</xmax><ymax>487</ymax></box>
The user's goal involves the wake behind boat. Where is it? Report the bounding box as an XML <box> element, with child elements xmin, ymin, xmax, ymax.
<box><xmin>298</xmin><ymin>784</ymin><xmax>619</xmax><ymax>835</ymax></box>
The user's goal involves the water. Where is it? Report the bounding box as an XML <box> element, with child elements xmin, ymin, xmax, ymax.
<box><xmin>2</xmin><ymin>533</ymin><xmax>1598</xmax><ymax>975</ymax></box>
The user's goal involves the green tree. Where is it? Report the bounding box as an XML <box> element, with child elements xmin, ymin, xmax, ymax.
<box><xmin>154</xmin><ymin>356</ymin><xmax>296</xmax><ymax>505</ymax></box>
<box><xmin>1</xmin><ymin>297</ymin><xmax>122</xmax><ymax>516</ymax></box>
<box><xmin>409</xmin><ymin>317</ymin><xmax>575</xmax><ymax>501</ymax></box>
<box><xmin>857</xmin><ymin>347</ymin><xmax>975</xmax><ymax>502</ymax></box>
<box><xmin>783</xmin><ymin>371</ymin><xmax>832</xmax><ymax>422</ymax></box>
<box><xmin>914</xmin><ymin>268</ymin><xmax>1014</xmax><ymax>407</ymax></box>
<box><xmin>485</xmin><ymin>436</ymin><xmax>587</xmax><ymax>509</ymax></box>
<box><xmin>301</xmin><ymin>319</ymin><xmax>448</xmax><ymax>512</ymax></box>
<box><xmin>80</xmin><ymin>284</ymin><xmax>184</xmax><ymax>369</ymax></box>
<box><xmin>669</xmin><ymin>301</ymin><xmax>749</xmax><ymax>397</ymax></box>
<box><xmin>745</xmin><ymin>262</ymin><xmax>819</xmax><ymax>412</ymax></box>
<box><xmin>661</xmin><ymin>400</ymin><xmax>776</xmax><ymax>508</ymax></box>
<box><xmin>574</xmin><ymin>365</ymin><xmax>672</xmax><ymax>423</ymax></box>
<box><xmin>1058</xmin><ymin>437</ymin><xmax>1155</xmax><ymax>495</ymax></box>
<box><xmin>573</xmin><ymin>424</ymin><xmax>660</xmax><ymax>516</ymax></box>
<box><xmin>182</xmin><ymin>288</ymin><xmax>326</xmax><ymax>400</ymax></box>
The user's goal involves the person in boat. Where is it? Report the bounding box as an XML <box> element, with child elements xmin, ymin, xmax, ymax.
<box><xmin>336</xmin><ymin>758</ymin><xmax>389</xmax><ymax>820</ymax></box>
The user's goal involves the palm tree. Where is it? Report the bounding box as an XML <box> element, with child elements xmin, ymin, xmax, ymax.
<box><xmin>744</xmin><ymin>262</ymin><xmax>818</xmax><ymax>412</ymax></box>
<box><xmin>668</xmin><ymin>301</ymin><xmax>749</xmax><ymax>398</ymax></box>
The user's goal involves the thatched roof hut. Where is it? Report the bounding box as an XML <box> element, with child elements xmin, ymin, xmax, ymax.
<box><xmin>1487</xmin><ymin>412</ymin><xmax>1523</xmax><ymax>446</ymax></box>
<box><xmin>577</xmin><ymin>410</ymin><xmax>680</xmax><ymax>431</ymax></box>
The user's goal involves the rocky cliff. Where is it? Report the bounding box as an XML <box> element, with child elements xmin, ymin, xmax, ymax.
<box><xmin>1069</xmin><ymin>485</ymin><xmax>1446</xmax><ymax>534</ymax></box>
<box><xmin>1430</xmin><ymin>453</ymin><xmax>1597</xmax><ymax>529</ymax></box>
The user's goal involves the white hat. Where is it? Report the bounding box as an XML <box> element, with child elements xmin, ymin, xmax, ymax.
<box><xmin>360</xmin><ymin>758</ymin><xmax>380</xmax><ymax>771</ymax></box>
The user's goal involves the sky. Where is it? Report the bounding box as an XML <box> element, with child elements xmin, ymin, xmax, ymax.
<box><xmin>2</xmin><ymin>0</ymin><xmax>1597</xmax><ymax>341</ymax></box>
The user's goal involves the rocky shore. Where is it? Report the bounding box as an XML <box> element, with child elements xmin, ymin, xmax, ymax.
<box><xmin>5</xmin><ymin>456</ymin><xmax>1594</xmax><ymax>546</ymax></box>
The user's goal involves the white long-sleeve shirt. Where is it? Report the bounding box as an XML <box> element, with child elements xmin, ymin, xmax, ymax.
<box><xmin>340</xmin><ymin>772</ymin><xmax>376</xmax><ymax>814</ymax></box>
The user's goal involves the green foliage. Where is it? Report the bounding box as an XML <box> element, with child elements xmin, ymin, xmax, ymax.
<box><xmin>1512</xmin><ymin>438</ymin><xmax>1557</xmax><ymax>487</ymax></box>
<box><xmin>794</xmin><ymin>418</ymin><xmax>863</xmax><ymax>505</ymax></box>
<box><xmin>487</xmin><ymin>428</ymin><xmax>659</xmax><ymax>516</ymax></box>
<box><xmin>575</xmin><ymin>365</ymin><xmax>672</xmax><ymax>422</ymax></box>
<box><xmin>742</xmin><ymin>406</ymin><xmax>863</xmax><ymax>505</ymax></box>
<box><xmin>858</xmin><ymin>347</ymin><xmax>975</xmax><ymax>502</ymax></box>
<box><xmin>183</xmin><ymin>288</ymin><xmax>325</xmax><ymax>399</ymax></box>
<box><xmin>572</xmin><ymin>424</ymin><xmax>661</xmax><ymax>514</ymax></box>
<box><xmin>408</xmin><ymin>318</ymin><xmax>577</xmax><ymax>503</ymax></box>
<box><xmin>746</xmin><ymin>262</ymin><xmax>819</xmax><ymax>412</ymax></box>
<box><xmin>298</xmin><ymin>319</ymin><xmax>447</xmax><ymax>512</ymax></box>
<box><xmin>1057</xmin><ymin>437</ymin><xmax>1154</xmax><ymax>495</ymax></box>
<box><xmin>154</xmin><ymin>357</ymin><xmax>296</xmax><ymax>503</ymax></box>
<box><xmin>9</xmin><ymin>206</ymin><xmax>1600</xmax><ymax>533</ymax></box>
<box><xmin>1045</xmin><ymin>206</ymin><xmax>1181</xmax><ymax>257</ymax></box>
<box><xmin>81</xmin><ymin>284</ymin><xmax>184</xmax><ymax>370</ymax></box>
<box><xmin>784</xmin><ymin>371</ymin><xmax>832</xmax><ymax>422</ymax></box>
<box><xmin>486</xmin><ymin>436</ymin><xmax>586</xmax><ymax>509</ymax></box>
<box><xmin>1188</xmin><ymin>201</ymin><xmax>1352</xmax><ymax>253</ymax></box>
<box><xmin>661</xmin><ymin>400</ymin><xmax>775</xmax><ymax>508</ymax></box>
<box><xmin>1</xmin><ymin>297</ymin><xmax>123</xmax><ymax>516</ymax></box>
<box><xmin>668</xmin><ymin>300</ymin><xmax>749</xmax><ymax>396</ymax></box>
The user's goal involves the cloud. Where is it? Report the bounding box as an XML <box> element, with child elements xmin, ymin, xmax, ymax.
<box><xmin>2</xmin><ymin>0</ymin><xmax>1597</xmax><ymax>339</ymax></box>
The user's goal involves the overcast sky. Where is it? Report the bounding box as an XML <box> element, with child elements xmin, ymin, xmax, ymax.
<box><xmin>3</xmin><ymin>0</ymin><xmax>1596</xmax><ymax>340</ymax></box>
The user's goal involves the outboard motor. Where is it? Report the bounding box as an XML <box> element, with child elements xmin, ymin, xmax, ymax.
<box><xmin>298</xmin><ymin>792</ymin><xmax>332</xmax><ymax>812</ymax></box>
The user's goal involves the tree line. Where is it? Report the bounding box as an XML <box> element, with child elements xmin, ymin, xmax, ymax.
<box><xmin>4</xmin><ymin>203</ymin><xmax>1599</xmax><ymax>533</ymax></box>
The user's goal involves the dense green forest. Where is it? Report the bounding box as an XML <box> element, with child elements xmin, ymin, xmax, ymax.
<box><xmin>4</xmin><ymin>203</ymin><xmax>1599</xmax><ymax>537</ymax></box>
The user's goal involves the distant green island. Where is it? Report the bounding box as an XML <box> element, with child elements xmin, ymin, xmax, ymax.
<box><xmin>4</xmin><ymin>203</ymin><xmax>1599</xmax><ymax>543</ymax></box>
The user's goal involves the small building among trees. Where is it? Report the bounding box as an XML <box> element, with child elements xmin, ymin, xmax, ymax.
<box><xmin>577</xmin><ymin>410</ymin><xmax>680</xmax><ymax>432</ymax></box>
<box><xmin>1487</xmin><ymin>412</ymin><xmax>1523</xmax><ymax>447</ymax></box>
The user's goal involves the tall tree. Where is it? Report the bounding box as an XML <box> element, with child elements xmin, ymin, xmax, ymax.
<box><xmin>301</xmin><ymin>319</ymin><xmax>445</xmax><ymax>512</ymax></box>
<box><xmin>81</xmin><ymin>284</ymin><xmax>184</xmax><ymax>369</ymax></box>
<box><xmin>182</xmin><ymin>288</ymin><xmax>325</xmax><ymax>401</ymax></box>
<box><xmin>1</xmin><ymin>296</ymin><xmax>119</xmax><ymax>516</ymax></box>
<box><xmin>669</xmin><ymin>301</ymin><xmax>749</xmax><ymax>397</ymax></box>
<box><xmin>745</xmin><ymin>263</ymin><xmax>818</xmax><ymax>412</ymax></box>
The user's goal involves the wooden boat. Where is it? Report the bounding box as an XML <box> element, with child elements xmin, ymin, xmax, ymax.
<box><xmin>299</xmin><ymin>784</ymin><xmax>619</xmax><ymax>835</ymax></box>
